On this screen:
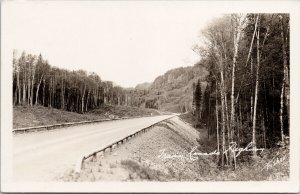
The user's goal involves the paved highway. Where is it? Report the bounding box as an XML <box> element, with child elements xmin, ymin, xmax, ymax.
<box><xmin>13</xmin><ymin>115</ymin><xmax>174</xmax><ymax>181</ymax></box>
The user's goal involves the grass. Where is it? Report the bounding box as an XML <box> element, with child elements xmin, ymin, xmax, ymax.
<box><xmin>121</xmin><ymin>160</ymin><xmax>170</xmax><ymax>181</ymax></box>
<box><xmin>109</xmin><ymin>163</ymin><xmax>117</xmax><ymax>168</ymax></box>
<box><xmin>179</xmin><ymin>111</ymin><xmax>290</xmax><ymax>181</ymax></box>
<box><xmin>13</xmin><ymin>104</ymin><xmax>161</xmax><ymax>129</ymax></box>
<box><xmin>192</xmin><ymin>146</ymin><xmax>289</xmax><ymax>181</ymax></box>
<box><xmin>179</xmin><ymin>112</ymin><xmax>196</xmax><ymax>126</ymax></box>
<box><xmin>90</xmin><ymin>104</ymin><xmax>160</xmax><ymax>118</ymax></box>
<box><xmin>13</xmin><ymin>105</ymin><xmax>101</xmax><ymax>128</ymax></box>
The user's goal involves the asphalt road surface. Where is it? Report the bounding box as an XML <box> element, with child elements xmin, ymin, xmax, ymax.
<box><xmin>13</xmin><ymin>115</ymin><xmax>174</xmax><ymax>181</ymax></box>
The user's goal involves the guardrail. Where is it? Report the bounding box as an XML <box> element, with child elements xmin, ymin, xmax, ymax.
<box><xmin>12</xmin><ymin>115</ymin><xmax>163</xmax><ymax>135</ymax></box>
<box><xmin>13</xmin><ymin>118</ymin><xmax>122</xmax><ymax>134</ymax></box>
<box><xmin>74</xmin><ymin>115</ymin><xmax>175</xmax><ymax>174</ymax></box>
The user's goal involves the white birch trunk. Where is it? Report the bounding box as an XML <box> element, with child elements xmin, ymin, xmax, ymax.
<box><xmin>252</xmin><ymin>15</ymin><xmax>260</xmax><ymax>156</ymax></box>
<box><xmin>35</xmin><ymin>75</ymin><xmax>43</xmax><ymax>105</ymax></box>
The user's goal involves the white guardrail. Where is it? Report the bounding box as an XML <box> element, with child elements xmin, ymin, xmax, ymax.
<box><xmin>74</xmin><ymin>115</ymin><xmax>175</xmax><ymax>174</ymax></box>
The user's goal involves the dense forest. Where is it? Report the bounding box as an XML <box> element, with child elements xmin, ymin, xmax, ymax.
<box><xmin>12</xmin><ymin>51</ymin><xmax>152</xmax><ymax>113</ymax></box>
<box><xmin>192</xmin><ymin>13</ymin><xmax>289</xmax><ymax>168</ymax></box>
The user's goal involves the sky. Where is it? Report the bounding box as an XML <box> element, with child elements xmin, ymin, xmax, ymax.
<box><xmin>3</xmin><ymin>1</ymin><xmax>222</xmax><ymax>88</ymax></box>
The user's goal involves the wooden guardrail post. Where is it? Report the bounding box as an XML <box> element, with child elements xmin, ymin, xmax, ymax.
<box><xmin>92</xmin><ymin>153</ymin><xmax>97</xmax><ymax>162</ymax></box>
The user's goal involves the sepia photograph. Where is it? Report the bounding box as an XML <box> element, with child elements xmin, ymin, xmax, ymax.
<box><xmin>1</xmin><ymin>0</ymin><xmax>299</xmax><ymax>193</ymax></box>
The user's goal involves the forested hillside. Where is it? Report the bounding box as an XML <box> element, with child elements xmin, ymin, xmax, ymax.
<box><xmin>130</xmin><ymin>64</ymin><xmax>208</xmax><ymax>113</ymax></box>
<box><xmin>190</xmin><ymin>13</ymin><xmax>289</xmax><ymax>169</ymax></box>
<box><xmin>150</xmin><ymin>64</ymin><xmax>208</xmax><ymax>112</ymax></box>
<box><xmin>135</xmin><ymin>82</ymin><xmax>151</xmax><ymax>90</ymax></box>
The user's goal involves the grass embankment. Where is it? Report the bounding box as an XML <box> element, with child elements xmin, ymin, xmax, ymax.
<box><xmin>13</xmin><ymin>104</ymin><xmax>161</xmax><ymax>129</ymax></box>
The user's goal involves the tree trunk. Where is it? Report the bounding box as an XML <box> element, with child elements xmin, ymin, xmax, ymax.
<box><xmin>230</xmin><ymin>15</ymin><xmax>243</xmax><ymax>144</ymax></box>
<box><xmin>238</xmin><ymin>102</ymin><xmax>242</xmax><ymax>147</ymax></box>
<box><xmin>262</xmin><ymin>116</ymin><xmax>267</xmax><ymax>148</ymax></box>
<box><xmin>85</xmin><ymin>90</ymin><xmax>90</xmax><ymax>112</ymax></box>
<box><xmin>250</xmin><ymin>56</ymin><xmax>253</xmax><ymax>122</ymax></box>
<box><xmin>17</xmin><ymin>66</ymin><xmax>21</xmax><ymax>104</ymax></box>
<box><xmin>22</xmin><ymin>68</ymin><xmax>27</xmax><ymax>103</ymax></box>
<box><xmin>252</xmin><ymin>15</ymin><xmax>260</xmax><ymax>156</ymax></box>
<box><xmin>52</xmin><ymin>75</ymin><xmax>56</xmax><ymax>109</ymax></box>
<box><xmin>42</xmin><ymin>78</ymin><xmax>46</xmax><ymax>106</ymax></box>
<box><xmin>27</xmin><ymin>73</ymin><xmax>31</xmax><ymax>105</ymax></box>
<box><xmin>280</xmin><ymin>80</ymin><xmax>285</xmax><ymax>142</ymax></box>
<box><xmin>30</xmin><ymin>67</ymin><xmax>35</xmax><ymax>106</ymax></box>
<box><xmin>279</xmin><ymin>14</ymin><xmax>289</xmax><ymax>140</ymax></box>
<box><xmin>76</xmin><ymin>90</ymin><xmax>80</xmax><ymax>112</ymax></box>
<box><xmin>208</xmin><ymin>95</ymin><xmax>211</xmax><ymax>139</ymax></box>
<box><xmin>61</xmin><ymin>75</ymin><xmax>65</xmax><ymax>110</ymax></box>
<box><xmin>49</xmin><ymin>77</ymin><xmax>52</xmax><ymax>108</ymax></box>
<box><xmin>224</xmin><ymin>91</ymin><xmax>230</xmax><ymax>165</ymax></box>
<box><xmin>220</xmin><ymin>71</ymin><xmax>226</xmax><ymax>166</ymax></box>
<box><xmin>81</xmin><ymin>85</ymin><xmax>86</xmax><ymax>113</ymax></box>
<box><xmin>13</xmin><ymin>71</ymin><xmax>17</xmax><ymax>105</ymax></box>
<box><xmin>216</xmin><ymin>81</ymin><xmax>220</xmax><ymax>153</ymax></box>
<box><xmin>35</xmin><ymin>75</ymin><xmax>43</xmax><ymax>105</ymax></box>
<box><xmin>235</xmin><ymin>15</ymin><xmax>258</xmax><ymax>105</ymax></box>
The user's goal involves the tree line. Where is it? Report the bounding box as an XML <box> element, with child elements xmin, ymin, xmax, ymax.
<box><xmin>192</xmin><ymin>14</ymin><xmax>289</xmax><ymax>168</ymax></box>
<box><xmin>12</xmin><ymin>51</ymin><xmax>152</xmax><ymax>113</ymax></box>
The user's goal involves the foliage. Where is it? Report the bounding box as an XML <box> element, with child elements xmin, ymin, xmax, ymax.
<box><xmin>191</xmin><ymin>14</ymin><xmax>289</xmax><ymax>169</ymax></box>
<box><xmin>141</xmin><ymin>64</ymin><xmax>208</xmax><ymax>113</ymax></box>
<box><xmin>193</xmin><ymin>79</ymin><xmax>202</xmax><ymax>127</ymax></box>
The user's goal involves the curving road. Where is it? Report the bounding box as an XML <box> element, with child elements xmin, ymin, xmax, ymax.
<box><xmin>13</xmin><ymin>115</ymin><xmax>174</xmax><ymax>181</ymax></box>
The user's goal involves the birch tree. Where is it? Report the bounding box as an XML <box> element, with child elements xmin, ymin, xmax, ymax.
<box><xmin>252</xmin><ymin>14</ymin><xmax>260</xmax><ymax>156</ymax></box>
<box><xmin>279</xmin><ymin>14</ymin><xmax>289</xmax><ymax>142</ymax></box>
<box><xmin>230</xmin><ymin>14</ymin><xmax>247</xmax><ymax>143</ymax></box>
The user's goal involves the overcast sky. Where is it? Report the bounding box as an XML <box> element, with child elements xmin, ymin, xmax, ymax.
<box><xmin>4</xmin><ymin>1</ymin><xmax>221</xmax><ymax>88</ymax></box>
